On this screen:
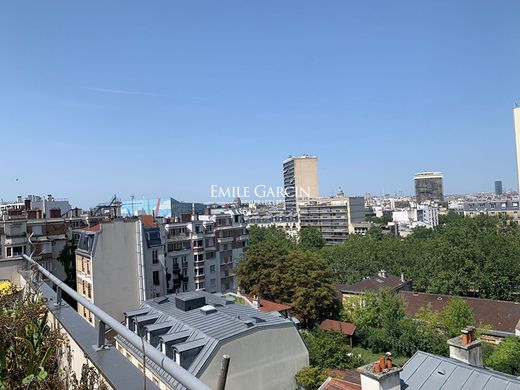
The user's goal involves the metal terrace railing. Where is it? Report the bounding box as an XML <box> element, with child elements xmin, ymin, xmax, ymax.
<box><xmin>22</xmin><ymin>254</ymin><xmax>213</xmax><ymax>390</ymax></box>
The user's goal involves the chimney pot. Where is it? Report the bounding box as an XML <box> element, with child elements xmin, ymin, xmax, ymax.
<box><xmin>378</xmin><ymin>356</ymin><xmax>385</xmax><ymax>370</ymax></box>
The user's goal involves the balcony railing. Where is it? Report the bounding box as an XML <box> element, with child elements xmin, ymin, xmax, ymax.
<box><xmin>22</xmin><ymin>254</ymin><xmax>212</xmax><ymax>390</ymax></box>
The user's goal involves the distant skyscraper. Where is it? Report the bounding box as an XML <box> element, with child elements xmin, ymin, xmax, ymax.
<box><xmin>414</xmin><ymin>172</ymin><xmax>444</xmax><ymax>204</ymax></box>
<box><xmin>495</xmin><ymin>181</ymin><xmax>503</xmax><ymax>196</ymax></box>
<box><xmin>283</xmin><ymin>155</ymin><xmax>319</xmax><ymax>212</ymax></box>
<box><xmin>513</xmin><ymin>106</ymin><xmax>520</xmax><ymax>190</ymax></box>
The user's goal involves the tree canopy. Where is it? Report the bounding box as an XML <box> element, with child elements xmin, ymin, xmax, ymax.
<box><xmin>236</xmin><ymin>225</ymin><xmax>337</xmax><ymax>327</ymax></box>
<box><xmin>321</xmin><ymin>214</ymin><xmax>520</xmax><ymax>301</ymax></box>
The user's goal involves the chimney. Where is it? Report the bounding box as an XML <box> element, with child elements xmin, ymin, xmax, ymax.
<box><xmin>252</xmin><ymin>296</ymin><xmax>260</xmax><ymax>309</ymax></box>
<box><xmin>358</xmin><ymin>354</ymin><xmax>402</xmax><ymax>390</ymax></box>
<box><xmin>378</xmin><ymin>269</ymin><xmax>388</xmax><ymax>278</ymax></box>
<box><xmin>400</xmin><ymin>273</ymin><xmax>405</xmax><ymax>283</ymax></box>
<box><xmin>447</xmin><ymin>326</ymin><xmax>483</xmax><ymax>367</ymax></box>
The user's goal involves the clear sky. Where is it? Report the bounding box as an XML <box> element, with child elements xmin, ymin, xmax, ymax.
<box><xmin>1</xmin><ymin>1</ymin><xmax>519</xmax><ymax>207</ymax></box>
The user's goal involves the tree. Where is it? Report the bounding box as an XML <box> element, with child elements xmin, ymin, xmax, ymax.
<box><xmin>303</xmin><ymin>329</ymin><xmax>365</xmax><ymax>370</ymax></box>
<box><xmin>486</xmin><ymin>336</ymin><xmax>520</xmax><ymax>375</ymax></box>
<box><xmin>237</xmin><ymin>246</ymin><xmax>337</xmax><ymax>327</ymax></box>
<box><xmin>439</xmin><ymin>297</ymin><xmax>474</xmax><ymax>337</ymax></box>
<box><xmin>294</xmin><ymin>366</ymin><xmax>327</xmax><ymax>390</ymax></box>
<box><xmin>298</xmin><ymin>227</ymin><xmax>325</xmax><ymax>251</ymax></box>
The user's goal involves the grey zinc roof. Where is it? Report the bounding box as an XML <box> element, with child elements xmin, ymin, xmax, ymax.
<box><xmin>401</xmin><ymin>351</ymin><xmax>520</xmax><ymax>390</ymax></box>
<box><xmin>116</xmin><ymin>291</ymin><xmax>293</xmax><ymax>388</ymax></box>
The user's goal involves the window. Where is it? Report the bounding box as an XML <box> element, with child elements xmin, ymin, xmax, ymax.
<box><xmin>152</xmin><ymin>250</ymin><xmax>159</xmax><ymax>264</ymax></box>
<box><xmin>6</xmin><ymin>247</ymin><xmax>11</xmax><ymax>257</ymax></box>
<box><xmin>194</xmin><ymin>254</ymin><xmax>204</xmax><ymax>262</ymax></box>
<box><xmin>153</xmin><ymin>271</ymin><xmax>160</xmax><ymax>286</ymax></box>
<box><xmin>210</xmin><ymin>265</ymin><xmax>216</xmax><ymax>274</ymax></box>
<box><xmin>195</xmin><ymin>225</ymin><xmax>201</xmax><ymax>234</ymax></box>
<box><xmin>182</xmin><ymin>282</ymin><xmax>188</xmax><ymax>292</ymax></box>
<box><xmin>206</xmin><ymin>251</ymin><xmax>215</xmax><ymax>259</ymax></box>
<box><xmin>196</xmin><ymin>281</ymin><xmax>205</xmax><ymax>290</ymax></box>
<box><xmin>167</xmin><ymin>243</ymin><xmax>174</xmax><ymax>252</ymax></box>
<box><xmin>223</xmin><ymin>244</ymin><xmax>228</xmax><ymax>250</ymax></box>
<box><xmin>195</xmin><ymin>268</ymin><xmax>204</xmax><ymax>276</ymax></box>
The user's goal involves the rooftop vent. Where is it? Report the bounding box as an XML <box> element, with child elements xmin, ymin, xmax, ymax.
<box><xmin>200</xmin><ymin>305</ymin><xmax>217</xmax><ymax>315</ymax></box>
<box><xmin>175</xmin><ymin>295</ymin><xmax>206</xmax><ymax>311</ymax></box>
<box><xmin>154</xmin><ymin>296</ymin><xmax>169</xmax><ymax>304</ymax></box>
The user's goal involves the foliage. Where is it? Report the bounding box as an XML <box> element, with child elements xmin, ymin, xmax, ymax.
<box><xmin>486</xmin><ymin>336</ymin><xmax>520</xmax><ymax>375</ymax></box>
<box><xmin>298</xmin><ymin>227</ymin><xmax>325</xmax><ymax>251</ymax></box>
<box><xmin>57</xmin><ymin>242</ymin><xmax>78</xmax><ymax>308</ymax></box>
<box><xmin>320</xmin><ymin>215</ymin><xmax>520</xmax><ymax>301</ymax></box>
<box><xmin>0</xmin><ymin>286</ymin><xmax>67</xmax><ymax>389</ymax></box>
<box><xmin>366</xmin><ymin>215</ymin><xmax>393</xmax><ymax>224</ymax></box>
<box><xmin>303</xmin><ymin>329</ymin><xmax>363</xmax><ymax>369</ymax></box>
<box><xmin>237</xmin><ymin>226</ymin><xmax>337</xmax><ymax>327</ymax></box>
<box><xmin>294</xmin><ymin>366</ymin><xmax>327</xmax><ymax>390</ymax></box>
<box><xmin>0</xmin><ymin>284</ymin><xmax>108</xmax><ymax>390</ymax></box>
<box><xmin>438</xmin><ymin>297</ymin><xmax>475</xmax><ymax>337</ymax></box>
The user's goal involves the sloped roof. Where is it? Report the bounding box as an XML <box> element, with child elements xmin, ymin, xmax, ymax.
<box><xmin>242</xmin><ymin>294</ymin><xmax>291</xmax><ymax>313</ymax></box>
<box><xmin>116</xmin><ymin>291</ymin><xmax>294</xmax><ymax>388</ymax></box>
<box><xmin>319</xmin><ymin>319</ymin><xmax>356</xmax><ymax>336</ymax></box>
<box><xmin>81</xmin><ymin>224</ymin><xmax>101</xmax><ymax>232</ymax></box>
<box><xmin>401</xmin><ymin>351</ymin><xmax>520</xmax><ymax>390</ymax></box>
<box><xmin>339</xmin><ymin>274</ymin><xmax>408</xmax><ymax>294</ymax></box>
<box><xmin>400</xmin><ymin>291</ymin><xmax>520</xmax><ymax>333</ymax></box>
<box><xmin>318</xmin><ymin>377</ymin><xmax>361</xmax><ymax>390</ymax></box>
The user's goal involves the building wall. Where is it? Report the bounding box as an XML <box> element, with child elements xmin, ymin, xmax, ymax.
<box><xmin>199</xmin><ymin>326</ymin><xmax>309</xmax><ymax>390</ymax></box>
<box><xmin>91</xmin><ymin>221</ymin><xmax>141</xmax><ymax>324</ymax></box>
<box><xmin>514</xmin><ymin>107</ymin><xmax>520</xmax><ymax>191</ymax></box>
<box><xmin>283</xmin><ymin>156</ymin><xmax>319</xmax><ymax>212</ymax></box>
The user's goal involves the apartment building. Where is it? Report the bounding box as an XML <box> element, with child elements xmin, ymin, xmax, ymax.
<box><xmin>75</xmin><ymin>217</ymin><xmax>166</xmax><ymax>327</ymax></box>
<box><xmin>0</xmin><ymin>196</ymin><xmax>70</xmax><ymax>279</ymax></box>
<box><xmin>76</xmin><ymin>208</ymin><xmax>249</xmax><ymax>326</ymax></box>
<box><xmin>163</xmin><ymin>208</ymin><xmax>248</xmax><ymax>295</ymax></box>
<box><xmin>463</xmin><ymin>199</ymin><xmax>520</xmax><ymax>220</ymax></box>
<box><xmin>116</xmin><ymin>291</ymin><xmax>308</xmax><ymax>390</ymax></box>
<box><xmin>298</xmin><ymin>196</ymin><xmax>366</xmax><ymax>245</ymax></box>
<box><xmin>414</xmin><ymin>171</ymin><xmax>444</xmax><ymax>204</ymax></box>
<box><xmin>245</xmin><ymin>212</ymin><xmax>299</xmax><ymax>238</ymax></box>
<box><xmin>283</xmin><ymin>155</ymin><xmax>320</xmax><ymax>212</ymax></box>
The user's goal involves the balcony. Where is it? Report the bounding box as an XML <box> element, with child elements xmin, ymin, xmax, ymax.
<box><xmin>167</xmin><ymin>234</ymin><xmax>191</xmax><ymax>241</ymax></box>
<box><xmin>194</xmin><ymin>260</ymin><xmax>205</xmax><ymax>268</ymax></box>
<box><xmin>172</xmin><ymin>247</ymin><xmax>191</xmax><ymax>255</ymax></box>
<box><xmin>236</xmin><ymin>234</ymin><xmax>248</xmax><ymax>241</ymax></box>
<box><xmin>217</xmin><ymin>236</ymin><xmax>233</xmax><ymax>244</ymax></box>
<box><xmin>194</xmin><ymin>274</ymin><xmax>205</xmax><ymax>281</ymax></box>
<box><xmin>4</xmin><ymin>236</ymin><xmax>28</xmax><ymax>246</ymax></box>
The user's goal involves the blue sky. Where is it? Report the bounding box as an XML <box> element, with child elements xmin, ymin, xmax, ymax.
<box><xmin>1</xmin><ymin>1</ymin><xmax>519</xmax><ymax>207</ymax></box>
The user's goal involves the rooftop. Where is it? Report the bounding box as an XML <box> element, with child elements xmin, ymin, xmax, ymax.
<box><xmin>401</xmin><ymin>350</ymin><xmax>520</xmax><ymax>389</ymax></box>
<box><xmin>319</xmin><ymin>319</ymin><xmax>356</xmax><ymax>336</ymax></box>
<box><xmin>117</xmin><ymin>291</ymin><xmax>295</xmax><ymax>384</ymax></box>
<box><xmin>400</xmin><ymin>291</ymin><xmax>520</xmax><ymax>334</ymax></box>
<box><xmin>338</xmin><ymin>272</ymin><xmax>409</xmax><ymax>294</ymax></box>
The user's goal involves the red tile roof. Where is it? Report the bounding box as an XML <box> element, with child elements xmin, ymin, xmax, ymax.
<box><xmin>320</xmin><ymin>319</ymin><xmax>356</xmax><ymax>336</ymax></box>
<box><xmin>139</xmin><ymin>215</ymin><xmax>158</xmax><ymax>227</ymax></box>
<box><xmin>81</xmin><ymin>224</ymin><xmax>101</xmax><ymax>232</ymax></box>
<box><xmin>242</xmin><ymin>294</ymin><xmax>291</xmax><ymax>313</ymax></box>
<box><xmin>320</xmin><ymin>378</ymin><xmax>361</xmax><ymax>390</ymax></box>
<box><xmin>401</xmin><ymin>291</ymin><xmax>520</xmax><ymax>333</ymax></box>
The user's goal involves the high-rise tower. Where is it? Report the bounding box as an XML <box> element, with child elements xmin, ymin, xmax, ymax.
<box><xmin>283</xmin><ymin>155</ymin><xmax>319</xmax><ymax>212</ymax></box>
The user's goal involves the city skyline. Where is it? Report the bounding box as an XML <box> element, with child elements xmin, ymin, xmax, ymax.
<box><xmin>1</xmin><ymin>1</ymin><xmax>519</xmax><ymax>207</ymax></box>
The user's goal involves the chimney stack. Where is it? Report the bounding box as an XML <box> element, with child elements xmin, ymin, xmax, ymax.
<box><xmin>400</xmin><ymin>273</ymin><xmax>405</xmax><ymax>283</ymax></box>
<box><xmin>358</xmin><ymin>354</ymin><xmax>401</xmax><ymax>390</ymax></box>
<box><xmin>378</xmin><ymin>270</ymin><xmax>388</xmax><ymax>278</ymax></box>
<box><xmin>252</xmin><ymin>296</ymin><xmax>260</xmax><ymax>309</ymax></box>
<box><xmin>447</xmin><ymin>326</ymin><xmax>483</xmax><ymax>367</ymax></box>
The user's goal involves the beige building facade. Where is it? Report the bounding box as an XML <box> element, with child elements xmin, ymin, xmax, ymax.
<box><xmin>283</xmin><ymin>155</ymin><xmax>320</xmax><ymax>212</ymax></box>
